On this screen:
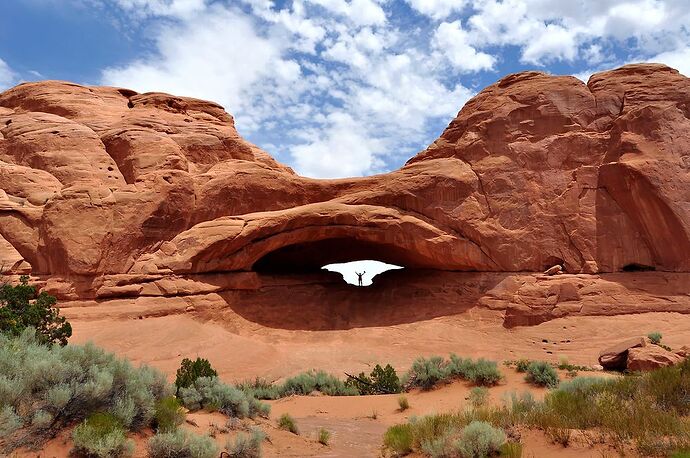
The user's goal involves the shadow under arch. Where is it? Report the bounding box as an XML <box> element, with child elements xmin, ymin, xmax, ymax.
<box><xmin>212</xmin><ymin>269</ymin><xmax>510</xmax><ymax>331</ymax></box>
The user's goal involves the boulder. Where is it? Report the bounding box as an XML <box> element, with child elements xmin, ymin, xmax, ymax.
<box><xmin>544</xmin><ymin>265</ymin><xmax>563</xmax><ymax>276</ymax></box>
<box><xmin>627</xmin><ymin>346</ymin><xmax>684</xmax><ymax>372</ymax></box>
<box><xmin>598</xmin><ymin>337</ymin><xmax>646</xmax><ymax>370</ymax></box>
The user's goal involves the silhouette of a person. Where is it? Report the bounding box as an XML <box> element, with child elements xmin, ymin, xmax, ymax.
<box><xmin>355</xmin><ymin>271</ymin><xmax>366</xmax><ymax>286</ymax></box>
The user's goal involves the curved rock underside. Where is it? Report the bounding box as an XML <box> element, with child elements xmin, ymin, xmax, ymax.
<box><xmin>1</xmin><ymin>64</ymin><xmax>689</xmax><ymax>327</ymax></box>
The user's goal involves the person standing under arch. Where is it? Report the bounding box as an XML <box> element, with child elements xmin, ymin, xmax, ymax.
<box><xmin>355</xmin><ymin>271</ymin><xmax>366</xmax><ymax>286</ymax></box>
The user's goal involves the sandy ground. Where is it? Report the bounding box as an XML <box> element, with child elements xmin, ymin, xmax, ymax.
<box><xmin>14</xmin><ymin>305</ymin><xmax>689</xmax><ymax>457</ymax></box>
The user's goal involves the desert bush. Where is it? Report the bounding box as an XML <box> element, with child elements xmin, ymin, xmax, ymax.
<box><xmin>515</xmin><ymin>359</ymin><xmax>530</xmax><ymax>373</ymax></box>
<box><xmin>454</xmin><ymin>421</ymin><xmax>506</xmax><ymax>458</ymax></box>
<box><xmin>404</xmin><ymin>355</ymin><xmax>503</xmax><ymax>390</ymax></box>
<box><xmin>466</xmin><ymin>359</ymin><xmax>502</xmax><ymax>386</ymax></box>
<box><xmin>280</xmin><ymin>370</ymin><xmax>359</xmax><ymax>396</ymax></box>
<box><xmin>71</xmin><ymin>412</ymin><xmax>134</xmax><ymax>458</ymax></box>
<box><xmin>147</xmin><ymin>429</ymin><xmax>218</xmax><ymax>458</ymax></box>
<box><xmin>175</xmin><ymin>357</ymin><xmax>217</xmax><ymax>394</ymax></box>
<box><xmin>398</xmin><ymin>395</ymin><xmax>410</xmax><ymax>411</ymax></box>
<box><xmin>0</xmin><ymin>275</ymin><xmax>71</xmax><ymax>346</ymax></box>
<box><xmin>236</xmin><ymin>378</ymin><xmax>281</xmax><ymax>400</ymax></box>
<box><xmin>0</xmin><ymin>328</ymin><xmax>170</xmax><ymax>452</ymax></box>
<box><xmin>371</xmin><ymin>364</ymin><xmax>403</xmax><ymax>393</ymax></box>
<box><xmin>525</xmin><ymin>361</ymin><xmax>559</xmax><ymax>388</ymax></box>
<box><xmin>225</xmin><ymin>427</ymin><xmax>266</xmax><ymax>458</ymax></box>
<box><xmin>468</xmin><ymin>387</ymin><xmax>489</xmax><ymax>408</ymax></box>
<box><xmin>318</xmin><ymin>427</ymin><xmax>331</xmax><ymax>445</ymax></box>
<box><xmin>404</xmin><ymin>356</ymin><xmax>447</xmax><ymax>390</ymax></box>
<box><xmin>277</xmin><ymin>413</ymin><xmax>299</xmax><ymax>434</ymax></box>
<box><xmin>500</xmin><ymin>441</ymin><xmax>523</xmax><ymax>458</ymax></box>
<box><xmin>383</xmin><ymin>424</ymin><xmax>413</xmax><ymax>456</ymax></box>
<box><xmin>154</xmin><ymin>396</ymin><xmax>185</xmax><ymax>432</ymax></box>
<box><xmin>648</xmin><ymin>331</ymin><xmax>663</xmax><ymax>345</ymax></box>
<box><xmin>178</xmin><ymin>376</ymin><xmax>269</xmax><ymax>419</ymax></box>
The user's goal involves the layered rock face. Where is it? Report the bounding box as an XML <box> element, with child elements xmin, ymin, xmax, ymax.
<box><xmin>1</xmin><ymin>64</ymin><xmax>689</xmax><ymax>325</ymax></box>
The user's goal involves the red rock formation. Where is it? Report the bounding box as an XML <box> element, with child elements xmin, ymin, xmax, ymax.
<box><xmin>1</xmin><ymin>64</ymin><xmax>689</xmax><ymax>326</ymax></box>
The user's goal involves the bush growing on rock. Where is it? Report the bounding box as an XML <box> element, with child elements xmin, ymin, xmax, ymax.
<box><xmin>0</xmin><ymin>275</ymin><xmax>71</xmax><ymax>346</ymax></box>
<box><xmin>0</xmin><ymin>328</ymin><xmax>170</xmax><ymax>453</ymax></box>
<box><xmin>147</xmin><ymin>430</ymin><xmax>218</xmax><ymax>458</ymax></box>
<box><xmin>648</xmin><ymin>331</ymin><xmax>663</xmax><ymax>345</ymax></box>
<box><xmin>525</xmin><ymin>361</ymin><xmax>560</xmax><ymax>388</ymax></box>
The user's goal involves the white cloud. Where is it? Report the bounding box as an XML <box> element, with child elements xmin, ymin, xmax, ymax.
<box><xmin>648</xmin><ymin>46</ymin><xmax>690</xmax><ymax>76</ymax></box>
<box><xmin>96</xmin><ymin>0</ymin><xmax>690</xmax><ymax>179</ymax></box>
<box><xmin>0</xmin><ymin>58</ymin><xmax>17</xmax><ymax>90</ymax></box>
<box><xmin>434</xmin><ymin>21</ymin><xmax>496</xmax><ymax>72</ymax></box>
<box><xmin>102</xmin><ymin>5</ymin><xmax>300</xmax><ymax>120</ymax></box>
<box><xmin>291</xmin><ymin>112</ymin><xmax>384</xmax><ymax>178</ymax></box>
<box><xmin>405</xmin><ymin>0</ymin><xmax>466</xmax><ymax>20</ymax></box>
<box><xmin>307</xmin><ymin>0</ymin><xmax>386</xmax><ymax>26</ymax></box>
<box><xmin>111</xmin><ymin>0</ymin><xmax>207</xmax><ymax>18</ymax></box>
<box><xmin>101</xmin><ymin>0</ymin><xmax>474</xmax><ymax>179</ymax></box>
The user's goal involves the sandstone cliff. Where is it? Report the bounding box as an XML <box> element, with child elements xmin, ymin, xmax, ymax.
<box><xmin>0</xmin><ymin>65</ymin><xmax>689</xmax><ymax>326</ymax></box>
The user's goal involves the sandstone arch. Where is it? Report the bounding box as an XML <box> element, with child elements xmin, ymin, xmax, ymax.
<box><xmin>129</xmin><ymin>202</ymin><xmax>498</xmax><ymax>275</ymax></box>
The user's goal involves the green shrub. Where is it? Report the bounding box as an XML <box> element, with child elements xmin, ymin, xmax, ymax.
<box><xmin>383</xmin><ymin>424</ymin><xmax>413</xmax><ymax>456</ymax></box>
<box><xmin>466</xmin><ymin>359</ymin><xmax>502</xmax><ymax>386</ymax></box>
<box><xmin>0</xmin><ymin>329</ymin><xmax>170</xmax><ymax>453</ymax></box>
<box><xmin>404</xmin><ymin>355</ymin><xmax>503</xmax><ymax>390</ymax></box>
<box><xmin>178</xmin><ymin>376</ymin><xmax>269</xmax><ymax>418</ymax></box>
<box><xmin>398</xmin><ymin>395</ymin><xmax>410</xmax><ymax>411</ymax></box>
<box><xmin>0</xmin><ymin>276</ymin><xmax>71</xmax><ymax>346</ymax></box>
<box><xmin>175</xmin><ymin>358</ymin><xmax>217</xmax><ymax>394</ymax></box>
<box><xmin>525</xmin><ymin>361</ymin><xmax>559</xmax><ymax>388</ymax></box>
<box><xmin>500</xmin><ymin>441</ymin><xmax>523</xmax><ymax>458</ymax></box>
<box><xmin>515</xmin><ymin>359</ymin><xmax>530</xmax><ymax>373</ymax></box>
<box><xmin>405</xmin><ymin>356</ymin><xmax>446</xmax><ymax>390</ymax></box>
<box><xmin>318</xmin><ymin>427</ymin><xmax>331</xmax><ymax>445</ymax></box>
<box><xmin>236</xmin><ymin>378</ymin><xmax>281</xmax><ymax>400</ymax></box>
<box><xmin>648</xmin><ymin>331</ymin><xmax>662</xmax><ymax>345</ymax></box>
<box><xmin>278</xmin><ymin>413</ymin><xmax>299</xmax><ymax>434</ymax></box>
<box><xmin>280</xmin><ymin>370</ymin><xmax>359</xmax><ymax>396</ymax></box>
<box><xmin>225</xmin><ymin>427</ymin><xmax>265</xmax><ymax>458</ymax></box>
<box><xmin>454</xmin><ymin>421</ymin><xmax>506</xmax><ymax>458</ymax></box>
<box><xmin>154</xmin><ymin>396</ymin><xmax>185</xmax><ymax>432</ymax></box>
<box><xmin>147</xmin><ymin>429</ymin><xmax>218</xmax><ymax>458</ymax></box>
<box><xmin>72</xmin><ymin>412</ymin><xmax>134</xmax><ymax>458</ymax></box>
<box><xmin>468</xmin><ymin>387</ymin><xmax>489</xmax><ymax>408</ymax></box>
<box><xmin>370</xmin><ymin>364</ymin><xmax>402</xmax><ymax>393</ymax></box>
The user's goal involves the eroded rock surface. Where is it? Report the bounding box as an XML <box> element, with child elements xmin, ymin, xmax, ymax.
<box><xmin>1</xmin><ymin>65</ymin><xmax>689</xmax><ymax>326</ymax></box>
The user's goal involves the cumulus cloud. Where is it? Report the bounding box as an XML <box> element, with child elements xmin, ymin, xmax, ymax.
<box><xmin>434</xmin><ymin>21</ymin><xmax>495</xmax><ymax>72</ymax></box>
<box><xmin>649</xmin><ymin>46</ymin><xmax>690</xmax><ymax>77</ymax></box>
<box><xmin>98</xmin><ymin>0</ymin><xmax>690</xmax><ymax>178</ymax></box>
<box><xmin>405</xmin><ymin>0</ymin><xmax>467</xmax><ymax>20</ymax></box>
<box><xmin>101</xmin><ymin>0</ymin><xmax>474</xmax><ymax>178</ymax></box>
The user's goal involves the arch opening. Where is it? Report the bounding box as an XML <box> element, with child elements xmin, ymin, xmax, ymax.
<box><xmin>251</xmin><ymin>237</ymin><xmax>416</xmax><ymax>284</ymax></box>
<box><xmin>322</xmin><ymin>260</ymin><xmax>403</xmax><ymax>286</ymax></box>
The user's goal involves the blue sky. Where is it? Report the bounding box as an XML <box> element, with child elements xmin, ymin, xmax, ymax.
<box><xmin>2</xmin><ymin>0</ymin><xmax>690</xmax><ymax>178</ymax></box>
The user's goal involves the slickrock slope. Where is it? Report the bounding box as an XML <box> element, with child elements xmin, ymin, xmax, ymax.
<box><xmin>1</xmin><ymin>64</ymin><xmax>689</xmax><ymax>326</ymax></box>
